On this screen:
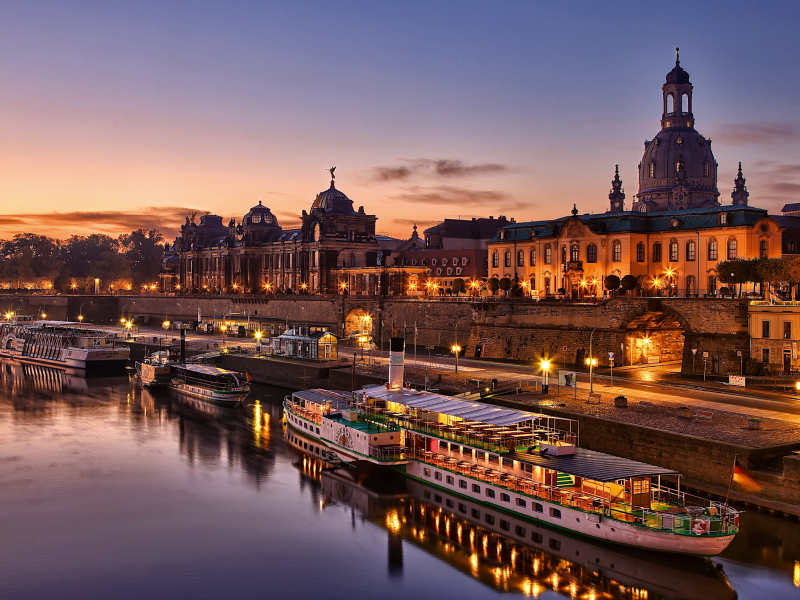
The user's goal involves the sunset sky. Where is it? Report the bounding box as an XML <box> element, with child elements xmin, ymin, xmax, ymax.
<box><xmin>0</xmin><ymin>1</ymin><xmax>798</xmax><ymax>242</ymax></box>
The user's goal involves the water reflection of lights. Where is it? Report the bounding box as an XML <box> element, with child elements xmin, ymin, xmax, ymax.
<box><xmin>386</xmin><ymin>510</ymin><xmax>401</xmax><ymax>533</ymax></box>
<box><xmin>795</xmin><ymin>561</ymin><xmax>800</xmax><ymax>587</ymax></box>
<box><xmin>469</xmin><ymin>553</ymin><xmax>479</xmax><ymax>576</ymax></box>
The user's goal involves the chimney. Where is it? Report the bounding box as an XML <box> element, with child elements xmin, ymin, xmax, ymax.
<box><xmin>388</xmin><ymin>337</ymin><xmax>405</xmax><ymax>390</ymax></box>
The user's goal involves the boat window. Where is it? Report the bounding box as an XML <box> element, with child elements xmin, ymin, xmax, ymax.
<box><xmin>434</xmin><ymin>494</ymin><xmax>442</xmax><ymax>503</ymax></box>
<box><xmin>316</xmin><ymin>428</ymin><xmax>319</xmax><ymax>434</ymax></box>
<box><xmin>500</xmin><ymin>493</ymin><xmax>510</xmax><ymax>502</ymax></box>
<box><xmin>533</xmin><ymin>503</ymin><xmax>543</xmax><ymax>513</ymax></box>
<box><xmin>549</xmin><ymin>539</ymin><xmax>561</xmax><ymax>551</ymax></box>
<box><xmin>549</xmin><ymin>508</ymin><xmax>561</xmax><ymax>519</ymax></box>
<box><xmin>458</xmin><ymin>503</ymin><xmax>467</xmax><ymax>513</ymax></box>
<box><xmin>485</xmin><ymin>489</ymin><xmax>495</xmax><ymax>499</ymax></box>
<box><xmin>459</xmin><ymin>480</ymin><xmax>467</xmax><ymax>489</ymax></box>
<box><xmin>445</xmin><ymin>499</ymin><xmax>454</xmax><ymax>508</ymax></box>
<box><xmin>532</xmin><ymin>532</ymin><xmax>543</xmax><ymax>544</ymax></box>
<box><xmin>424</xmin><ymin>468</ymin><xmax>431</xmax><ymax>477</ymax></box>
<box><xmin>515</xmin><ymin>525</ymin><xmax>526</xmax><ymax>536</ymax></box>
<box><xmin>471</xmin><ymin>509</ymin><xmax>480</xmax><ymax>519</ymax></box>
<box><xmin>500</xmin><ymin>520</ymin><xmax>510</xmax><ymax>531</ymax></box>
<box><xmin>472</xmin><ymin>484</ymin><xmax>481</xmax><ymax>493</ymax></box>
<box><xmin>516</xmin><ymin>498</ymin><xmax>526</xmax><ymax>508</ymax></box>
<box><xmin>446</xmin><ymin>476</ymin><xmax>454</xmax><ymax>485</ymax></box>
<box><xmin>485</xmin><ymin>514</ymin><xmax>495</xmax><ymax>525</ymax></box>
<box><xmin>423</xmin><ymin>490</ymin><xmax>431</xmax><ymax>499</ymax></box>
<box><xmin>434</xmin><ymin>472</ymin><xmax>442</xmax><ymax>481</ymax></box>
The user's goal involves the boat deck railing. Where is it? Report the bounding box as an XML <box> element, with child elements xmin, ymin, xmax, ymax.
<box><xmin>413</xmin><ymin>449</ymin><xmax>737</xmax><ymax>537</ymax></box>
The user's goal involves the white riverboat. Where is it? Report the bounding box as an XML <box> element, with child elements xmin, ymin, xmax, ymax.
<box><xmin>0</xmin><ymin>321</ymin><xmax>130</xmax><ymax>374</ymax></box>
<box><xmin>169</xmin><ymin>363</ymin><xmax>250</xmax><ymax>405</ymax></box>
<box><xmin>283</xmin><ymin>338</ymin><xmax>739</xmax><ymax>556</ymax></box>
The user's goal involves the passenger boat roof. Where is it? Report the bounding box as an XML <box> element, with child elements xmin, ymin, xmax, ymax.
<box><xmin>506</xmin><ymin>447</ymin><xmax>679</xmax><ymax>482</ymax></box>
<box><xmin>176</xmin><ymin>364</ymin><xmax>239</xmax><ymax>376</ymax></box>
<box><xmin>294</xmin><ymin>389</ymin><xmax>352</xmax><ymax>410</ymax></box>
<box><xmin>362</xmin><ymin>386</ymin><xmax>538</xmax><ymax>426</ymax></box>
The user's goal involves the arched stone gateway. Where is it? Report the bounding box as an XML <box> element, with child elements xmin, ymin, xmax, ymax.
<box><xmin>344</xmin><ymin>307</ymin><xmax>374</xmax><ymax>340</ymax></box>
<box><xmin>618</xmin><ymin>300</ymin><xmax>691</xmax><ymax>367</ymax></box>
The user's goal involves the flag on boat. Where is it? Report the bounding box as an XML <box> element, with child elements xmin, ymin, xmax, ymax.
<box><xmin>733</xmin><ymin>464</ymin><xmax>761</xmax><ymax>492</ymax></box>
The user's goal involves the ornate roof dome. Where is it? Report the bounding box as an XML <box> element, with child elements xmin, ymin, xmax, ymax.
<box><xmin>242</xmin><ymin>200</ymin><xmax>279</xmax><ymax>228</ymax></box>
<box><xmin>311</xmin><ymin>181</ymin><xmax>356</xmax><ymax>214</ymax></box>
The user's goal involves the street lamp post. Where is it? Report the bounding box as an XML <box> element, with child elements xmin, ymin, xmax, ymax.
<box><xmin>588</xmin><ymin>317</ymin><xmax>618</xmax><ymax>393</ymax></box>
<box><xmin>541</xmin><ymin>359</ymin><xmax>550</xmax><ymax>394</ymax></box>
<box><xmin>452</xmin><ymin>315</ymin><xmax>470</xmax><ymax>374</ymax></box>
<box><xmin>78</xmin><ymin>301</ymin><xmax>91</xmax><ymax>326</ymax></box>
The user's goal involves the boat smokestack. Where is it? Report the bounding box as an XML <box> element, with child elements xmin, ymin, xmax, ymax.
<box><xmin>388</xmin><ymin>337</ymin><xmax>405</xmax><ymax>390</ymax></box>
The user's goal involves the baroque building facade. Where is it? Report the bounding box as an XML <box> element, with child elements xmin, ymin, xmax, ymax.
<box><xmin>163</xmin><ymin>176</ymin><xmax>401</xmax><ymax>294</ymax></box>
<box><xmin>487</xmin><ymin>53</ymin><xmax>782</xmax><ymax>298</ymax></box>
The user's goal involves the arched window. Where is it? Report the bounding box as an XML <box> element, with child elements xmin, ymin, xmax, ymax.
<box><xmin>639</xmin><ymin>204</ymin><xmax>647</xmax><ymax>213</ymax></box>
<box><xmin>570</xmin><ymin>245</ymin><xmax>579</xmax><ymax>262</ymax></box>
<box><xmin>727</xmin><ymin>239</ymin><xmax>738</xmax><ymax>259</ymax></box>
<box><xmin>704</xmin><ymin>161</ymin><xmax>709</xmax><ymax>177</ymax></box>
<box><xmin>530</xmin><ymin>249</ymin><xmax>536</xmax><ymax>266</ymax></box>
<box><xmin>586</xmin><ymin>244</ymin><xmax>597</xmax><ymax>263</ymax></box>
<box><xmin>681</xmin><ymin>93</ymin><xmax>688</xmax><ymax>114</ymax></box>
<box><xmin>652</xmin><ymin>242</ymin><xmax>662</xmax><ymax>262</ymax></box>
<box><xmin>561</xmin><ymin>246</ymin><xmax>567</xmax><ymax>264</ymax></box>
<box><xmin>708</xmin><ymin>240</ymin><xmax>718</xmax><ymax>260</ymax></box>
<box><xmin>504</xmin><ymin>251</ymin><xmax>511</xmax><ymax>268</ymax></box>
<box><xmin>666</xmin><ymin>93</ymin><xmax>674</xmax><ymax>114</ymax></box>
<box><xmin>349</xmin><ymin>252</ymin><xmax>355</xmax><ymax>267</ymax></box>
<box><xmin>612</xmin><ymin>242</ymin><xmax>621</xmax><ymax>262</ymax></box>
<box><xmin>760</xmin><ymin>240</ymin><xmax>768</xmax><ymax>258</ymax></box>
<box><xmin>492</xmin><ymin>252</ymin><xmax>499</xmax><ymax>268</ymax></box>
<box><xmin>669</xmin><ymin>242</ymin><xmax>678</xmax><ymax>262</ymax></box>
<box><xmin>636</xmin><ymin>242</ymin><xmax>645</xmax><ymax>263</ymax></box>
<box><xmin>790</xmin><ymin>240</ymin><xmax>797</xmax><ymax>253</ymax></box>
<box><xmin>648</xmin><ymin>163</ymin><xmax>655</xmax><ymax>178</ymax></box>
<box><xmin>686</xmin><ymin>241</ymin><xmax>696</xmax><ymax>261</ymax></box>
<box><xmin>544</xmin><ymin>246</ymin><xmax>552</xmax><ymax>264</ymax></box>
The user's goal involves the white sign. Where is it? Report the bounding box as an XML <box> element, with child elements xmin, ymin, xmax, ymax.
<box><xmin>703</xmin><ymin>352</ymin><xmax>709</xmax><ymax>358</ymax></box>
<box><xmin>729</xmin><ymin>375</ymin><xmax>746</xmax><ymax>387</ymax></box>
<box><xmin>558</xmin><ymin>371</ymin><xmax>577</xmax><ymax>387</ymax></box>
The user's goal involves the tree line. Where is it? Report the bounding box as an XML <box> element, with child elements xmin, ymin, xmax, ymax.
<box><xmin>0</xmin><ymin>230</ymin><xmax>165</xmax><ymax>292</ymax></box>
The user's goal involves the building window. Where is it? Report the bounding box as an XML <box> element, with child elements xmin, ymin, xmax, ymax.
<box><xmin>762</xmin><ymin>321</ymin><xmax>770</xmax><ymax>338</ymax></box>
<box><xmin>570</xmin><ymin>245</ymin><xmax>579</xmax><ymax>262</ymax></box>
<box><xmin>686</xmin><ymin>241</ymin><xmax>696</xmax><ymax>261</ymax></box>
<box><xmin>349</xmin><ymin>253</ymin><xmax>355</xmax><ymax>267</ymax></box>
<box><xmin>785</xmin><ymin>322</ymin><xmax>792</xmax><ymax>339</ymax></box>
<box><xmin>561</xmin><ymin>246</ymin><xmax>567</xmax><ymax>264</ymax></box>
<box><xmin>530</xmin><ymin>249</ymin><xmax>536</xmax><ymax>266</ymax></box>
<box><xmin>636</xmin><ymin>242</ymin><xmax>645</xmax><ymax>262</ymax></box>
<box><xmin>669</xmin><ymin>242</ymin><xmax>678</xmax><ymax>262</ymax></box>
<box><xmin>648</xmin><ymin>162</ymin><xmax>655</xmax><ymax>178</ymax></box>
<box><xmin>517</xmin><ymin>250</ymin><xmax>524</xmax><ymax>267</ymax></box>
<box><xmin>544</xmin><ymin>247</ymin><xmax>551</xmax><ymax>264</ymax></box>
<box><xmin>704</xmin><ymin>161</ymin><xmax>710</xmax><ymax>177</ymax></box>
<box><xmin>504</xmin><ymin>251</ymin><xmax>511</xmax><ymax>268</ymax></box>
<box><xmin>612</xmin><ymin>242</ymin><xmax>621</xmax><ymax>262</ymax></box>
<box><xmin>544</xmin><ymin>277</ymin><xmax>550</xmax><ymax>294</ymax></box>
<box><xmin>760</xmin><ymin>240</ymin><xmax>768</xmax><ymax>258</ymax></box>
<box><xmin>727</xmin><ymin>239</ymin><xmax>738</xmax><ymax>259</ymax></box>
<box><xmin>763</xmin><ymin>348</ymin><xmax>770</xmax><ymax>364</ymax></box>
<box><xmin>790</xmin><ymin>240</ymin><xmax>797</xmax><ymax>253</ymax></box>
<box><xmin>492</xmin><ymin>252</ymin><xmax>499</xmax><ymax>268</ymax></box>
<box><xmin>708</xmin><ymin>240</ymin><xmax>718</xmax><ymax>260</ymax></box>
<box><xmin>720</xmin><ymin>213</ymin><xmax>727</xmax><ymax>225</ymax></box>
<box><xmin>652</xmin><ymin>242</ymin><xmax>662</xmax><ymax>262</ymax></box>
<box><xmin>708</xmin><ymin>275</ymin><xmax>717</xmax><ymax>293</ymax></box>
<box><xmin>586</xmin><ymin>244</ymin><xmax>597</xmax><ymax>263</ymax></box>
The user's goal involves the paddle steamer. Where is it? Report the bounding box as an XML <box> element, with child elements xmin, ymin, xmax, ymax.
<box><xmin>0</xmin><ymin>320</ymin><xmax>130</xmax><ymax>374</ymax></box>
<box><xmin>284</xmin><ymin>337</ymin><xmax>739</xmax><ymax>555</ymax></box>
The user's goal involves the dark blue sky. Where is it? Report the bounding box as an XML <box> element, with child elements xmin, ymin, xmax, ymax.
<box><xmin>0</xmin><ymin>0</ymin><xmax>797</xmax><ymax>238</ymax></box>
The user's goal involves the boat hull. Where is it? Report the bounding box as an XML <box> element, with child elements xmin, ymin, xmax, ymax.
<box><xmin>169</xmin><ymin>380</ymin><xmax>249</xmax><ymax>405</ymax></box>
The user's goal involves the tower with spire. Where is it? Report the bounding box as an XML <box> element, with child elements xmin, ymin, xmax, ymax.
<box><xmin>731</xmin><ymin>162</ymin><xmax>749</xmax><ymax>206</ymax></box>
<box><xmin>608</xmin><ymin>165</ymin><xmax>625</xmax><ymax>213</ymax></box>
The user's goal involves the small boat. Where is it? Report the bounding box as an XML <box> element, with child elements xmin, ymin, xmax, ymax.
<box><xmin>168</xmin><ymin>363</ymin><xmax>250</xmax><ymax>405</ymax></box>
<box><xmin>135</xmin><ymin>351</ymin><xmax>171</xmax><ymax>387</ymax></box>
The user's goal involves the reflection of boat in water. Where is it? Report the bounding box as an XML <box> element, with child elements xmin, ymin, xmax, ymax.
<box><xmin>168</xmin><ymin>364</ymin><xmax>250</xmax><ymax>405</ymax></box>
<box><xmin>0</xmin><ymin>358</ymin><xmax>90</xmax><ymax>395</ymax></box>
<box><xmin>0</xmin><ymin>321</ymin><xmax>130</xmax><ymax>374</ymax></box>
<box><xmin>286</xmin><ymin>427</ymin><xmax>735</xmax><ymax>599</ymax></box>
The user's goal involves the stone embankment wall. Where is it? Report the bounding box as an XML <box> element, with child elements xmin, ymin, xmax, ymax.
<box><xmin>3</xmin><ymin>294</ymin><xmax>750</xmax><ymax>373</ymax></box>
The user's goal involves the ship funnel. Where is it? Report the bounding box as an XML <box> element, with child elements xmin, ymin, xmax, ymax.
<box><xmin>388</xmin><ymin>337</ymin><xmax>405</xmax><ymax>390</ymax></box>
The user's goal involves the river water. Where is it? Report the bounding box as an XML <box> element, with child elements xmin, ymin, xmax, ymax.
<box><xmin>0</xmin><ymin>363</ymin><xmax>797</xmax><ymax>599</ymax></box>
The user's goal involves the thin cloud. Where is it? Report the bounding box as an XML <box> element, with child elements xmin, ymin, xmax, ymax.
<box><xmin>391</xmin><ymin>218</ymin><xmax>438</xmax><ymax>228</ymax></box>
<box><xmin>394</xmin><ymin>186</ymin><xmax>526</xmax><ymax>214</ymax></box>
<box><xmin>712</xmin><ymin>123</ymin><xmax>799</xmax><ymax>145</ymax></box>
<box><xmin>371</xmin><ymin>159</ymin><xmax>509</xmax><ymax>182</ymax></box>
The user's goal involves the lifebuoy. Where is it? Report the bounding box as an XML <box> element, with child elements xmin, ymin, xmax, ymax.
<box><xmin>692</xmin><ymin>519</ymin><xmax>707</xmax><ymax>535</ymax></box>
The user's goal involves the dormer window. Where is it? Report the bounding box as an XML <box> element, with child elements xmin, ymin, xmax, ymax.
<box><xmin>462</xmin><ymin>257</ymin><xmax>469</xmax><ymax>265</ymax></box>
<box><xmin>719</xmin><ymin>213</ymin><xmax>727</xmax><ymax>225</ymax></box>
<box><xmin>411</xmin><ymin>259</ymin><xmax>418</xmax><ymax>266</ymax></box>
<box><xmin>452</xmin><ymin>258</ymin><xmax>459</xmax><ymax>266</ymax></box>
<box><xmin>422</xmin><ymin>258</ymin><xmax>428</xmax><ymax>266</ymax></box>
<box><xmin>432</xmin><ymin>259</ymin><xmax>438</xmax><ymax>265</ymax></box>
<box><xmin>442</xmin><ymin>258</ymin><xmax>449</xmax><ymax>266</ymax></box>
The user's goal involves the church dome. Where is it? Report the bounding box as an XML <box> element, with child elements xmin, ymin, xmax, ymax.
<box><xmin>242</xmin><ymin>200</ymin><xmax>279</xmax><ymax>228</ymax></box>
<box><xmin>311</xmin><ymin>182</ymin><xmax>356</xmax><ymax>214</ymax></box>
<box><xmin>633</xmin><ymin>51</ymin><xmax>719</xmax><ymax>212</ymax></box>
